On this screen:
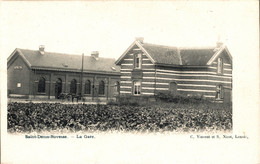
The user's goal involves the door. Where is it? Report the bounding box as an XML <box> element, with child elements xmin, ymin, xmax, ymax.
<box><xmin>169</xmin><ymin>82</ymin><xmax>177</xmax><ymax>95</ymax></box>
<box><xmin>55</xmin><ymin>78</ymin><xmax>62</xmax><ymax>99</ymax></box>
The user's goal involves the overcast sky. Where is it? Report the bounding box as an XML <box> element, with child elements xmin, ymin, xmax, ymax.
<box><xmin>0</xmin><ymin>1</ymin><xmax>258</xmax><ymax>60</ymax></box>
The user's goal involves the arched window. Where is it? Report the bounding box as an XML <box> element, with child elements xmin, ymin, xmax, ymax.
<box><xmin>85</xmin><ymin>80</ymin><xmax>91</xmax><ymax>94</ymax></box>
<box><xmin>55</xmin><ymin>78</ymin><xmax>62</xmax><ymax>99</ymax></box>
<box><xmin>98</xmin><ymin>80</ymin><xmax>105</xmax><ymax>95</ymax></box>
<box><xmin>216</xmin><ymin>84</ymin><xmax>224</xmax><ymax>99</ymax></box>
<box><xmin>38</xmin><ymin>77</ymin><xmax>45</xmax><ymax>93</ymax></box>
<box><xmin>169</xmin><ymin>82</ymin><xmax>177</xmax><ymax>95</ymax></box>
<box><xmin>116</xmin><ymin>81</ymin><xmax>120</xmax><ymax>93</ymax></box>
<box><xmin>115</xmin><ymin>81</ymin><xmax>120</xmax><ymax>94</ymax></box>
<box><xmin>70</xmin><ymin>79</ymin><xmax>77</xmax><ymax>94</ymax></box>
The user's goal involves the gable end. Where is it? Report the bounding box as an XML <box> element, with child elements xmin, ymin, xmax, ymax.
<box><xmin>115</xmin><ymin>41</ymin><xmax>155</xmax><ymax>65</ymax></box>
<box><xmin>207</xmin><ymin>46</ymin><xmax>232</xmax><ymax>65</ymax></box>
<box><xmin>7</xmin><ymin>49</ymin><xmax>32</xmax><ymax>69</ymax></box>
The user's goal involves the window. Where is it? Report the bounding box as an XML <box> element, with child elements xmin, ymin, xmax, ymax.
<box><xmin>85</xmin><ymin>80</ymin><xmax>91</xmax><ymax>94</ymax></box>
<box><xmin>115</xmin><ymin>81</ymin><xmax>120</xmax><ymax>94</ymax></box>
<box><xmin>98</xmin><ymin>80</ymin><xmax>105</xmax><ymax>95</ymax></box>
<box><xmin>134</xmin><ymin>53</ymin><xmax>142</xmax><ymax>69</ymax></box>
<box><xmin>38</xmin><ymin>77</ymin><xmax>45</xmax><ymax>93</ymax></box>
<box><xmin>55</xmin><ymin>78</ymin><xmax>62</xmax><ymax>99</ymax></box>
<box><xmin>70</xmin><ymin>79</ymin><xmax>77</xmax><ymax>94</ymax></box>
<box><xmin>217</xmin><ymin>58</ymin><xmax>223</xmax><ymax>74</ymax></box>
<box><xmin>17</xmin><ymin>83</ymin><xmax>21</xmax><ymax>88</ymax></box>
<box><xmin>133</xmin><ymin>81</ymin><xmax>141</xmax><ymax>95</ymax></box>
<box><xmin>216</xmin><ymin>85</ymin><xmax>224</xmax><ymax>99</ymax></box>
<box><xmin>169</xmin><ymin>82</ymin><xmax>177</xmax><ymax>95</ymax></box>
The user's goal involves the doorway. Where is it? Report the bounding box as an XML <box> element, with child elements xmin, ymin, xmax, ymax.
<box><xmin>169</xmin><ymin>82</ymin><xmax>177</xmax><ymax>95</ymax></box>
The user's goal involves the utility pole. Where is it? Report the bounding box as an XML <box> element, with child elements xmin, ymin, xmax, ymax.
<box><xmin>80</xmin><ymin>53</ymin><xmax>84</xmax><ymax>97</ymax></box>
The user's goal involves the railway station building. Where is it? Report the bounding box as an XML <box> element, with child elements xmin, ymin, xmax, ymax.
<box><xmin>7</xmin><ymin>46</ymin><xmax>120</xmax><ymax>101</ymax></box>
<box><xmin>7</xmin><ymin>38</ymin><xmax>232</xmax><ymax>103</ymax></box>
<box><xmin>115</xmin><ymin>38</ymin><xmax>232</xmax><ymax>103</ymax></box>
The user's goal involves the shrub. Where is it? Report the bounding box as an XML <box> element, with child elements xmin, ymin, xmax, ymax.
<box><xmin>154</xmin><ymin>92</ymin><xmax>213</xmax><ymax>104</ymax></box>
<box><xmin>7</xmin><ymin>102</ymin><xmax>232</xmax><ymax>133</ymax></box>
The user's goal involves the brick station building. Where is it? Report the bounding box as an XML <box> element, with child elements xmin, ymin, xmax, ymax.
<box><xmin>7</xmin><ymin>46</ymin><xmax>120</xmax><ymax>101</ymax></box>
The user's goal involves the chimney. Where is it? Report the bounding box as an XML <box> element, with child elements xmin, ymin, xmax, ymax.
<box><xmin>216</xmin><ymin>35</ymin><xmax>223</xmax><ymax>48</ymax></box>
<box><xmin>39</xmin><ymin>45</ymin><xmax>45</xmax><ymax>55</ymax></box>
<box><xmin>216</xmin><ymin>41</ymin><xmax>223</xmax><ymax>48</ymax></box>
<box><xmin>135</xmin><ymin>37</ymin><xmax>144</xmax><ymax>43</ymax></box>
<box><xmin>91</xmin><ymin>51</ymin><xmax>99</xmax><ymax>60</ymax></box>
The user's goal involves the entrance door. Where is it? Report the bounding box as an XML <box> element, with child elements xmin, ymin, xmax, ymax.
<box><xmin>55</xmin><ymin>78</ymin><xmax>62</xmax><ymax>99</ymax></box>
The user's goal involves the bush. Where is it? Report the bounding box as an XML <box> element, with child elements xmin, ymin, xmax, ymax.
<box><xmin>154</xmin><ymin>92</ymin><xmax>212</xmax><ymax>104</ymax></box>
<box><xmin>7</xmin><ymin>102</ymin><xmax>232</xmax><ymax>133</ymax></box>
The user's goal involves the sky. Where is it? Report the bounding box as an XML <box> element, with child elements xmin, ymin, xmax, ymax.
<box><xmin>0</xmin><ymin>1</ymin><xmax>258</xmax><ymax>60</ymax></box>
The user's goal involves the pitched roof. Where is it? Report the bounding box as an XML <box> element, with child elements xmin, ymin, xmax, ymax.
<box><xmin>179</xmin><ymin>48</ymin><xmax>216</xmax><ymax>66</ymax></box>
<box><xmin>10</xmin><ymin>48</ymin><xmax>120</xmax><ymax>74</ymax></box>
<box><xmin>141</xmin><ymin>43</ymin><xmax>180</xmax><ymax>65</ymax></box>
<box><xmin>116</xmin><ymin>40</ymin><xmax>230</xmax><ymax>66</ymax></box>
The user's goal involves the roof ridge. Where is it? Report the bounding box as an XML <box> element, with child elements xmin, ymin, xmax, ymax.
<box><xmin>178</xmin><ymin>46</ymin><xmax>215</xmax><ymax>50</ymax></box>
<box><xmin>18</xmin><ymin>48</ymin><xmax>115</xmax><ymax>59</ymax></box>
<box><xmin>141</xmin><ymin>43</ymin><xmax>216</xmax><ymax>50</ymax></box>
<box><xmin>18</xmin><ymin>48</ymin><xmax>80</xmax><ymax>56</ymax></box>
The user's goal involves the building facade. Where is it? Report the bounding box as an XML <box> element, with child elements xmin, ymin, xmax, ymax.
<box><xmin>7</xmin><ymin>47</ymin><xmax>120</xmax><ymax>101</ymax></box>
<box><xmin>115</xmin><ymin>38</ymin><xmax>232</xmax><ymax>103</ymax></box>
<box><xmin>8</xmin><ymin>38</ymin><xmax>233</xmax><ymax>103</ymax></box>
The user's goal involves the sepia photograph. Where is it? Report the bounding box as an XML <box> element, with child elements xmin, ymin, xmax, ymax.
<box><xmin>1</xmin><ymin>1</ymin><xmax>259</xmax><ymax>164</ymax></box>
<box><xmin>7</xmin><ymin>37</ymin><xmax>233</xmax><ymax>133</ymax></box>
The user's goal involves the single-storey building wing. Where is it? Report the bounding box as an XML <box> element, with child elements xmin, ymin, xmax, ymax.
<box><xmin>115</xmin><ymin>38</ymin><xmax>232</xmax><ymax>102</ymax></box>
<box><xmin>7</xmin><ymin>46</ymin><xmax>121</xmax><ymax>100</ymax></box>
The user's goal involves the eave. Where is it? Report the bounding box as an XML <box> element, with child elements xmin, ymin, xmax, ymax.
<box><xmin>155</xmin><ymin>63</ymin><xmax>209</xmax><ymax>68</ymax></box>
<box><xmin>31</xmin><ymin>66</ymin><xmax>121</xmax><ymax>75</ymax></box>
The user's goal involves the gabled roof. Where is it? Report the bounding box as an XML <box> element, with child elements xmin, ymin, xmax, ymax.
<box><xmin>179</xmin><ymin>48</ymin><xmax>216</xmax><ymax>66</ymax></box>
<box><xmin>115</xmin><ymin>40</ymin><xmax>232</xmax><ymax>67</ymax></box>
<box><xmin>8</xmin><ymin>48</ymin><xmax>120</xmax><ymax>74</ymax></box>
<box><xmin>141</xmin><ymin>43</ymin><xmax>180</xmax><ymax>65</ymax></box>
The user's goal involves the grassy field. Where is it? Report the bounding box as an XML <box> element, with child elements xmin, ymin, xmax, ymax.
<box><xmin>7</xmin><ymin>102</ymin><xmax>232</xmax><ymax>133</ymax></box>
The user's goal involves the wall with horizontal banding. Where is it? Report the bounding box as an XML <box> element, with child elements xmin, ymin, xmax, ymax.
<box><xmin>119</xmin><ymin>49</ymin><xmax>232</xmax><ymax>99</ymax></box>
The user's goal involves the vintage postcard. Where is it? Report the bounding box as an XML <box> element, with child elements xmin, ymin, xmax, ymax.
<box><xmin>1</xmin><ymin>1</ymin><xmax>259</xmax><ymax>163</ymax></box>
